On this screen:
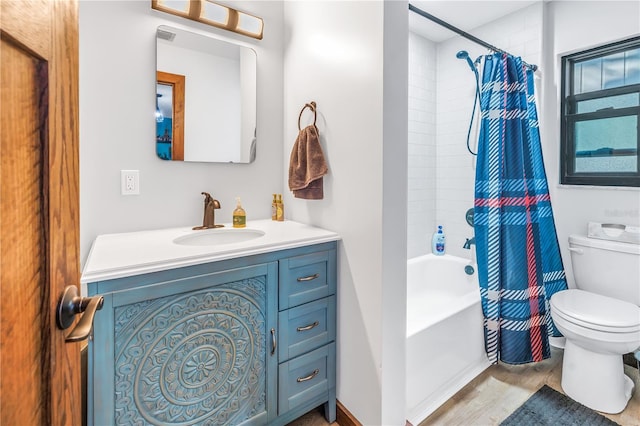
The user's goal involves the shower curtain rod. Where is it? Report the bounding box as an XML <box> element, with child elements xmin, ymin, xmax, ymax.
<box><xmin>408</xmin><ymin>3</ymin><xmax>538</xmax><ymax>71</ymax></box>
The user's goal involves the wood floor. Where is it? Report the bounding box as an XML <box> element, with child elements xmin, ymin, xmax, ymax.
<box><xmin>420</xmin><ymin>347</ymin><xmax>639</xmax><ymax>426</ymax></box>
<box><xmin>287</xmin><ymin>347</ymin><xmax>640</xmax><ymax>426</ymax></box>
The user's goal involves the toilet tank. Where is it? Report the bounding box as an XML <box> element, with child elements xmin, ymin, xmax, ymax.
<box><xmin>569</xmin><ymin>235</ymin><xmax>640</xmax><ymax>306</ymax></box>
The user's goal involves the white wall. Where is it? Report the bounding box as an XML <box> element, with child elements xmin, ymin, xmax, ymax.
<box><xmin>283</xmin><ymin>1</ymin><xmax>407</xmax><ymax>425</ymax></box>
<box><xmin>408</xmin><ymin>33</ymin><xmax>437</xmax><ymax>259</ymax></box>
<box><xmin>381</xmin><ymin>4</ymin><xmax>409</xmax><ymax>423</ymax></box>
<box><xmin>542</xmin><ymin>0</ymin><xmax>640</xmax><ymax>287</ymax></box>
<box><xmin>79</xmin><ymin>0</ymin><xmax>284</xmax><ymax>264</ymax></box>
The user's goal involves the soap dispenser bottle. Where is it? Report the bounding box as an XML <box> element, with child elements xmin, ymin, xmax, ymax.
<box><xmin>233</xmin><ymin>197</ymin><xmax>246</xmax><ymax>228</ymax></box>
<box><xmin>432</xmin><ymin>225</ymin><xmax>445</xmax><ymax>255</ymax></box>
<box><xmin>276</xmin><ymin>194</ymin><xmax>284</xmax><ymax>222</ymax></box>
<box><xmin>271</xmin><ymin>194</ymin><xmax>278</xmax><ymax>221</ymax></box>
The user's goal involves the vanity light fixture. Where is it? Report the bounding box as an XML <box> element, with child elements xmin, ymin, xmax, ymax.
<box><xmin>151</xmin><ymin>0</ymin><xmax>264</xmax><ymax>40</ymax></box>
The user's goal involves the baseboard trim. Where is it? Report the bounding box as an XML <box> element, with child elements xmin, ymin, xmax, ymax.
<box><xmin>336</xmin><ymin>400</ymin><xmax>362</xmax><ymax>426</ymax></box>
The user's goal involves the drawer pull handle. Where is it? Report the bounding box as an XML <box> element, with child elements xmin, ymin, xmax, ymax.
<box><xmin>271</xmin><ymin>328</ymin><xmax>277</xmax><ymax>356</ymax></box>
<box><xmin>297</xmin><ymin>273</ymin><xmax>319</xmax><ymax>282</ymax></box>
<box><xmin>297</xmin><ymin>321</ymin><xmax>319</xmax><ymax>332</ymax></box>
<box><xmin>297</xmin><ymin>369</ymin><xmax>320</xmax><ymax>383</ymax></box>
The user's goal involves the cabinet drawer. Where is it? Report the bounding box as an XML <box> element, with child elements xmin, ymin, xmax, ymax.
<box><xmin>279</xmin><ymin>250</ymin><xmax>336</xmax><ymax>309</ymax></box>
<box><xmin>278</xmin><ymin>343</ymin><xmax>336</xmax><ymax>415</ymax></box>
<box><xmin>278</xmin><ymin>296</ymin><xmax>336</xmax><ymax>361</ymax></box>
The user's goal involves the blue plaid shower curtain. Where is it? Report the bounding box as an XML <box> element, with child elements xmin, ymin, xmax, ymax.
<box><xmin>474</xmin><ymin>53</ymin><xmax>568</xmax><ymax>365</ymax></box>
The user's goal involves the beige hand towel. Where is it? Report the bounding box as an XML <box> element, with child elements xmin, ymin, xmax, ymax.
<box><xmin>288</xmin><ymin>125</ymin><xmax>328</xmax><ymax>200</ymax></box>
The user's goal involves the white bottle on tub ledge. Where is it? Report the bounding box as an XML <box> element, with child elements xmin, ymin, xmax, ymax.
<box><xmin>432</xmin><ymin>225</ymin><xmax>446</xmax><ymax>256</ymax></box>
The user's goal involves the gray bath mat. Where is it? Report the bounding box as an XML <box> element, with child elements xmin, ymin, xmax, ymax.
<box><xmin>500</xmin><ymin>385</ymin><xmax>620</xmax><ymax>426</ymax></box>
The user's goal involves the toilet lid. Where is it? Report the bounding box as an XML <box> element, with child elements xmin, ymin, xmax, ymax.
<box><xmin>551</xmin><ymin>289</ymin><xmax>640</xmax><ymax>332</ymax></box>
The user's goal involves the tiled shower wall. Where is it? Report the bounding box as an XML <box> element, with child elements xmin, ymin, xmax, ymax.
<box><xmin>408</xmin><ymin>3</ymin><xmax>543</xmax><ymax>260</ymax></box>
<box><xmin>407</xmin><ymin>33</ymin><xmax>437</xmax><ymax>259</ymax></box>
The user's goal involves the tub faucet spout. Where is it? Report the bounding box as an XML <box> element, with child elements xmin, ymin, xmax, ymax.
<box><xmin>463</xmin><ymin>237</ymin><xmax>475</xmax><ymax>249</ymax></box>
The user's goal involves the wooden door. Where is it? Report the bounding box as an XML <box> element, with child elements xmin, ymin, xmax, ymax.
<box><xmin>1</xmin><ymin>1</ymin><xmax>81</xmax><ymax>425</ymax></box>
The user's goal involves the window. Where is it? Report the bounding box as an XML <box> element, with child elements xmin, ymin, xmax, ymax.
<box><xmin>561</xmin><ymin>37</ymin><xmax>640</xmax><ymax>187</ymax></box>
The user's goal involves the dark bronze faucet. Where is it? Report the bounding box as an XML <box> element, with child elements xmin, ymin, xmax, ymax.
<box><xmin>193</xmin><ymin>192</ymin><xmax>223</xmax><ymax>230</ymax></box>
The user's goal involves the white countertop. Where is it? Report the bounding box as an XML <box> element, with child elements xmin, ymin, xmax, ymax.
<box><xmin>81</xmin><ymin>220</ymin><xmax>340</xmax><ymax>283</ymax></box>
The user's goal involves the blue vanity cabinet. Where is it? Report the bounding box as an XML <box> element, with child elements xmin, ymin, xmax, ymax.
<box><xmin>86</xmin><ymin>241</ymin><xmax>337</xmax><ymax>426</ymax></box>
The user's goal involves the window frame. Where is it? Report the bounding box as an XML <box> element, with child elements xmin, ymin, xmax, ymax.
<box><xmin>560</xmin><ymin>37</ymin><xmax>640</xmax><ymax>187</ymax></box>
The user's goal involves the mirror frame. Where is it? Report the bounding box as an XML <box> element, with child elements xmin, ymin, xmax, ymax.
<box><xmin>156</xmin><ymin>71</ymin><xmax>185</xmax><ymax>161</ymax></box>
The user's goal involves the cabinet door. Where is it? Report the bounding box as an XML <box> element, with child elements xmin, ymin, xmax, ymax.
<box><xmin>89</xmin><ymin>262</ymin><xmax>278</xmax><ymax>425</ymax></box>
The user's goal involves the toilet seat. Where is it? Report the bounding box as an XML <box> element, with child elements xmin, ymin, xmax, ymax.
<box><xmin>551</xmin><ymin>290</ymin><xmax>640</xmax><ymax>333</ymax></box>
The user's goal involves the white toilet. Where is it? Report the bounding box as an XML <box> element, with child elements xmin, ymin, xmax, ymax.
<box><xmin>550</xmin><ymin>233</ymin><xmax>640</xmax><ymax>414</ymax></box>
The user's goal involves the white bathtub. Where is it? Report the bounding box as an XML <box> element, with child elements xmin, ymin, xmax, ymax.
<box><xmin>406</xmin><ymin>254</ymin><xmax>491</xmax><ymax>425</ymax></box>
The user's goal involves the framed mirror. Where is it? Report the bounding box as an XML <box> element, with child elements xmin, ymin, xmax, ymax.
<box><xmin>156</xmin><ymin>25</ymin><xmax>257</xmax><ymax>163</ymax></box>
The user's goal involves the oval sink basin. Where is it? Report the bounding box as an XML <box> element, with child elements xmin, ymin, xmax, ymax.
<box><xmin>173</xmin><ymin>228</ymin><xmax>265</xmax><ymax>246</ymax></box>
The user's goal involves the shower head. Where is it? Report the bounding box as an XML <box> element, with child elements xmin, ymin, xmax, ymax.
<box><xmin>456</xmin><ymin>50</ymin><xmax>476</xmax><ymax>73</ymax></box>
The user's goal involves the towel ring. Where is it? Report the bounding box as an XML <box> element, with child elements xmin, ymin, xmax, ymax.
<box><xmin>298</xmin><ymin>101</ymin><xmax>317</xmax><ymax>131</ymax></box>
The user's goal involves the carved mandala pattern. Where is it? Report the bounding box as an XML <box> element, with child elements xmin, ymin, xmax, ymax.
<box><xmin>114</xmin><ymin>277</ymin><xmax>267</xmax><ymax>425</ymax></box>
